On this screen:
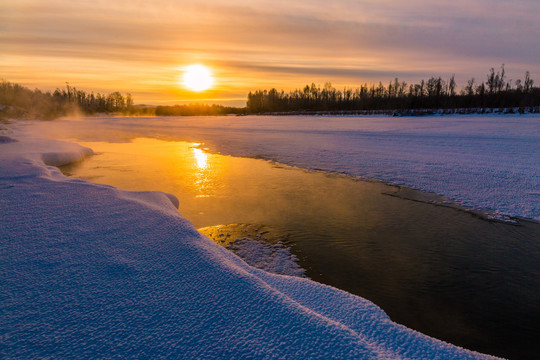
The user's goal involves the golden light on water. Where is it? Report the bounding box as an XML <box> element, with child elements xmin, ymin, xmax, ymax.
<box><xmin>192</xmin><ymin>147</ymin><xmax>208</xmax><ymax>169</ymax></box>
<box><xmin>182</xmin><ymin>65</ymin><xmax>214</xmax><ymax>92</ymax></box>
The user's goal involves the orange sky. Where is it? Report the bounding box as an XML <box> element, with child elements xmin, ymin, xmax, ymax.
<box><xmin>2</xmin><ymin>0</ymin><xmax>540</xmax><ymax>106</ymax></box>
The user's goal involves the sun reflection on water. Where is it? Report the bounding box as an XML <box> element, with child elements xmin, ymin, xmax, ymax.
<box><xmin>190</xmin><ymin>145</ymin><xmax>212</xmax><ymax>197</ymax></box>
<box><xmin>192</xmin><ymin>147</ymin><xmax>208</xmax><ymax>170</ymax></box>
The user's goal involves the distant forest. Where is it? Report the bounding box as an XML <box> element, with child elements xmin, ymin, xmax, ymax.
<box><xmin>155</xmin><ymin>104</ymin><xmax>246</xmax><ymax>116</ymax></box>
<box><xmin>0</xmin><ymin>80</ymin><xmax>151</xmax><ymax>120</ymax></box>
<box><xmin>2</xmin><ymin>65</ymin><xmax>540</xmax><ymax>120</ymax></box>
<box><xmin>247</xmin><ymin>66</ymin><xmax>540</xmax><ymax>114</ymax></box>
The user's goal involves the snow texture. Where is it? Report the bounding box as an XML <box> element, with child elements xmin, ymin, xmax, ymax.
<box><xmin>47</xmin><ymin>114</ymin><xmax>538</xmax><ymax>221</ymax></box>
<box><xmin>227</xmin><ymin>238</ymin><xmax>305</xmax><ymax>277</ymax></box>
<box><xmin>0</xmin><ymin>126</ymin><xmax>500</xmax><ymax>359</ymax></box>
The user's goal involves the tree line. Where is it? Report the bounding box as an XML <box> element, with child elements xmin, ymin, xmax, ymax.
<box><xmin>3</xmin><ymin>66</ymin><xmax>539</xmax><ymax>120</ymax></box>
<box><xmin>0</xmin><ymin>80</ymin><xmax>148</xmax><ymax>120</ymax></box>
<box><xmin>247</xmin><ymin>66</ymin><xmax>540</xmax><ymax>114</ymax></box>
<box><xmin>155</xmin><ymin>103</ymin><xmax>246</xmax><ymax>116</ymax></box>
<box><xmin>54</xmin><ymin>83</ymin><xmax>135</xmax><ymax>114</ymax></box>
<box><xmin>0</xmin><ymin>80</ymin><xmax>243</xmax><ymax>119</ymax></box>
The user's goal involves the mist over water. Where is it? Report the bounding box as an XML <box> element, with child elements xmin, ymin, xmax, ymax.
<box><xmin>55</xmin><ymin>134</ymin><xmax>540</xmax><ymax>360</ymax></box>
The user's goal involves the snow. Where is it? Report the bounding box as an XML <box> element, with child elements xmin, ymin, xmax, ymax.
<box><xmin>20</xmin><ymin>114</ymin><xmax>539</xmax><ymax>221</ymax></box>
<box><xmin>227</xmin><ymin>238</ymin><xmax>306</xmax><ymax>277</ymax></box>
<box><xmin>0</xmin><ymin>125</ymin><xmax>501</xmax><ymax>358</ymax></box>
<box><xmin>0</xmin><ymin>134</ymin><xmax>93</xmax><ymax>167</ymax></box>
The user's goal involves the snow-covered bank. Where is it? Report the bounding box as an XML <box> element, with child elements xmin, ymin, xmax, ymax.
<box><xmin>21</xmin><ymin>114</ymin><xmax>540</xmax><ymax>221</ymax></box>
<box><xmin>0</xmin><ymin>129</ymin><xmax>500</xmax><ymax>358</ymax></box>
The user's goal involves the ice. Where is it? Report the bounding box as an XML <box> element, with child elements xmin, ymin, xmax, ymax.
<box><xmin>0</xmin><ymin>124</ymin><xmax>500</xmax><ymax>358</ymax></box>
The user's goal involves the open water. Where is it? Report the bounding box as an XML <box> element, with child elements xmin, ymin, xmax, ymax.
<box><xmin>56</xmin><ymin>136</ymin><xmax>540</xmax><ymax>359</ymax></box>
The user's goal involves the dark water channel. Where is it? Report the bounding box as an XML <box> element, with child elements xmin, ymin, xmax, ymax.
<box><xmin>60</xmin><ymin>138</ymin><xmax>540</xmax><ymax>360</ymax></box>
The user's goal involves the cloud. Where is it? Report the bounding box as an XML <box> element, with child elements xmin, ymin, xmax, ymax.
<box><xmin>2</xmin><ymin>0</ymin><xmax>540</xmax><ymax>103</ymax></box>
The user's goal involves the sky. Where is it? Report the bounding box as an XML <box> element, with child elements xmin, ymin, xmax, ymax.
<box><xmin>2</xmin><ymin>0</ymin><xmax>540</xmax><ymax>106</ymax></box>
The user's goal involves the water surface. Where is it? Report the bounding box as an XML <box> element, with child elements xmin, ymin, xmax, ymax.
<box><xmin>60</xmin><ymin>137</ymin><xmax>540</xmax><ymax>360</ymax></box>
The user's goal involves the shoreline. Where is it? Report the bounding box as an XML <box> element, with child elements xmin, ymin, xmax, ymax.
<box><xmin>247</xmin><ymin>106</ymin><xmax>540</xmax><ymax>117</ymax></box>
<box><xmin>9</xmin><ymin>115</ymin><xmax>539</xmax><ymax>224</ymax></box>
<box><xmin>0</xmin><ymin>121</ymin><xmax>505</xmax><ymax>359</ymax></box>
<box><xmin>52</xmin><ymin>134</ymin><xmax>540</xmax><ymax>359</ymax></box>
<box><xmin>205</xmin><ymin>151</ymin><xmax>535</xmax><ymax>225</ymax></box>
<box><xmin>64</xmin><ymin>139</ymin><xmax>534</xmax><ymax>225</ymax></box>
<box><xmin>263</xmin><ymin>162</ymin><xmax>530</xmax><ymax>225</ymax></box>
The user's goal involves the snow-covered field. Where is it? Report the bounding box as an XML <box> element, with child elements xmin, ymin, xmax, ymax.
<box><xmin>0</xmin><ymin>123</ymin><xmax>502</xmax><ymax>358</ymax></box>
<box><xmin>24</xmin><ymin>114</ymin><xmax>540</xmax><ymax>221</ymax></box>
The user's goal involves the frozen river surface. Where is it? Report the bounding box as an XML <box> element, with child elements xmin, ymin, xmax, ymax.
<box><xmin>31</xmin><ymin>114</ymin><xmax>540</xmax><ymax>221</ymax></box>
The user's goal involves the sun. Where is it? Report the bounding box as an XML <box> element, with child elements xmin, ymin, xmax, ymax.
<box><xmin>182</xmin><ymin>64</ymin><xmax>214</xmax><ymax>92</ymax></box>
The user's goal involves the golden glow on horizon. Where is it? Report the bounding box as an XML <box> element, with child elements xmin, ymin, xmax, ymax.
<box><xmin>4</xmin><ymin>1</ymin><xmax>539</xmax><ymax>106</ymax></box>
<box><xmin>182</xmin><ymin>65</ymin><xmax>214</xmax><ymax>92</ymax></box>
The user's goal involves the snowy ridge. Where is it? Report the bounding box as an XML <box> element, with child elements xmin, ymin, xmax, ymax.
<box><xmin>0</xmin><ymin>129</ymin><xmax>500</xmax><ymax>359</ymax></box>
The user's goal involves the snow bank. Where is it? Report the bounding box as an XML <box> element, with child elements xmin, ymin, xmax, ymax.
<box><xmin>0</xmin><ymin>132</ymin><xmax>93</xmax><ymax>166</ymax></box>
<box><xmin>0</xmin><ymin>127</ymin><xmax>500</xmax><ymax>358</ymax></box>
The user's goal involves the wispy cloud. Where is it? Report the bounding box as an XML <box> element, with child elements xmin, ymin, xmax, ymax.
<box><xmin>2</xmin><ymin>0</ymin><xmax>539</xmax><ymax>104</ymax></box>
